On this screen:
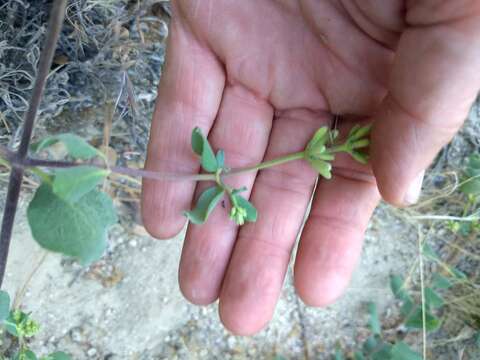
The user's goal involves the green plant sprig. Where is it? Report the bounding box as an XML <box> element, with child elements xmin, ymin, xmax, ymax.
<box><xmin>185</xmin><ymin>124</ymin><xmax>371</xmax><ymax>225</ymax></box>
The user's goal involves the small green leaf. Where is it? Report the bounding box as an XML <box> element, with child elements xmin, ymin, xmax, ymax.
<box><xmin>216</xmin><ymin>150</ymin><xmax>225</xmax><ymax>169</ymax></box>
<box><xmin>460</xmin><ymin>178</ymin><xmax>480</xmax><ymax>195</ymax></box>
<box><xmin>363</xmin><ymin>336</ymin><xmax>379</xmax><ymax>354</ymax></box>
<box><xmin>333</xmin><ymin>344</ymin><xmax>345</xmax><ymax>360</ymax></box>
<box><xmin>400</xmin><ymin>298</ymin><xmax>416</xmax><ymax>317</ymax></box>
<box><xmin>14</xmin><ymin>350</ymin><xmax>38</xmax><ymax>360</ymax></box>
<box><xmin>42</xmin><ymin>352</ymin><xmax>71</xmax><ymax>360</ymax></box>
<box><xmin>306</xmin><ymin>126</ymin><xmax>329</xmax><ymax>153</ymax></box>
<box><xmin>350</xmin><ymin>151</ymin><xmax>369</xmax><ymax>165</ymax></box>
<box><xmin>390</xmin><ymin>275</ymin><xmax>411</xmax><ymax>302</ymax></box>
<box><xmin>351</xmin><ymin>139</ymin><xmax>370</xmax><ymax>149</ymax></box>
<box><xmin>53</xmin><ymin>166</ymin><xmax>109</xmax><ymax>203</ymax></box>
<box><xmin>390</xmin><ymin>342</ymin><xmax>422</xmax><ymax>360</ymax></box>
<box><xmin>309</xmin><ymin>159</ymin><xmax>332</xmax><ymax>179</ymax></box>
<box><xmin>371</xmin><ymin>343</ymin><xmax>393</xmax><ymax>360</ymax></box>
<box><xmin>32</xmin><ymin>134</ymin><xmax>102</xmax><ymax>160</ymax></box>
<box><xmin>465</xmin><ymin>154</ymin><xmax>480</xmax><ymax>177</ymax></box>
<box><xmin>27</xmin><ymin>185</ymin><xmax>117</xmax><ymax>265</ymax></box>
<box><xmin>353</xmin><ymin>352</ymin><xmax>365</xmax><ymax>360</ymax></box>
<box><xmin>367</xmin><ymin>302</ymin><xmax>381</xmax><ymax>335</ymax></box>
<box><xmin>191</xmin><ymin>127</ymin><xmax>218</xmax><ymax>172</ymax></box>
<box><xmin>431</xmin><ymin>273</ymin><xmax>453</xmax><ymax>289</ymax></box>
<box><xmin>425</xmin><ymin>287</ymin><xmax>444</xmax><ymax>309</ymax></box>
<box><xmin>185</xmin><ymin>186</ymin><xmax>224</xmax><ymax>225</ymax></box>
<box><xmin>233</xmin><ymin>195</ymin><xmax>257</xmax><ymax>223</ymax></box>
<box><xmin>404</xmin><ymin>306</ymin><xmax>442</xmax><ymax>331</ymax></box>
<box><xmin>0</xmin><ymin>290</ymin><xmax>10</xmax><ymax>321</ymax></box>
<box><xmin>349</xmin><ymin>124</ymin><xmax>372</xmax><ymax>141</ymax></box>
<box><xmin>450</xmin><ymin>267</ymin><xmax>467</xmax><ymax>280</ymax></box>
<box><xmin>422</xmin><ymin>243</ymin><xmax>440</xmax><ymax>261</ymax></box>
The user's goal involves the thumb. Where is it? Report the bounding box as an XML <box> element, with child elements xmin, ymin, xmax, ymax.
<box><xmin>371</xmin><ymin>2</ymin><xmax>480</xmax><ymax>206</ymax></box>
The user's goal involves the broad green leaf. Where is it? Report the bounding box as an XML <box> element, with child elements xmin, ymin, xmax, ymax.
<box><xmin>27</xmin><ymin>185</ymin><xmax>117</xmax><ymax>265</ymax></box>
<box><xmin>233</xmin><ymin>195</ymin><xmax>257</xmax><ymax>223</ymax></box>
<box><xmin>425</xmin><ymin>287</ymin><xmax>444</xmax><ymax>309</ymax></box>
<box><xmin>32</xmin><ymin>134</ymin><xmax>102</xmax><ymax>160</ymax></box>
<box><xmin>432</xmin><ymin>273</ymin><xmax>453</xmax><ymax>289</ymax></box>
<box><xmin>309</xmin><ymin>159</ymin><xmax>332</xmax><ymax>179</ymax></box>
<box><xmin>14</xmin><ymin>350</ymin><xmax>38</xmax><ymax>360</ymax></box>
<box><xmin>390</xmin><ymin>342</ymin><xmax>422</xmax><ymax>360</ymax></box>
<box><xmin>191</xmin><ymin>127</ymin><xmax>218</xmax><ymax>172</ymax></box>
<box><xmin>41</xmin><ymin>352</ymin><xmax>71</xmax><ymax>360</ymax></box>
<box><xmin>0</xmin><ymin>290</ymin><xmax>10</xmax><ymax>321</ymax></box>
<box><xmin>53</xmin><ymin>166</ymin><xmax>109</xmax><ymax>203</ymax></box>
<box><xmin>185</xmin><ymin>186</ymin><xmax>224</xmax><ymax>225</ymax></box>
<box><xmin>404</xmin><ymin>306</ymin><xmax>442</xmax><ymax>331</ymax></box>
<box><xmin>367</xmin><ymin>302</ymin><xmax>381</xmax><ymax>335</ymax></box>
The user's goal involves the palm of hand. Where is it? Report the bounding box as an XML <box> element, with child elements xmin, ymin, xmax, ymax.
<box><xmin>142</xmin><ymin>0</ymin><xmax>478</xmax><ymax>335</ymax></box>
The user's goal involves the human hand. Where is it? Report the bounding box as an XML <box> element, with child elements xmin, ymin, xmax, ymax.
<box><xmin>142</xmin><ymin>0</ymin><xmax>480</xmax><ymax>335</ymax></box>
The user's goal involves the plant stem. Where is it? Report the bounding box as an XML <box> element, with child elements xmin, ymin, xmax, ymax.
<box><xmin>226</xmin><ymin>151</ymin><xmax>305</xmax><ymax>176</ymax></box>
<box><xmin>0</xmin><ymin>0</ymin><xmax>67</xmax><ymax>288</ymax></box>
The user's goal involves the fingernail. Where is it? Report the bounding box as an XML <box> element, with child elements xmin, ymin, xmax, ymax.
<box><xmin>404</xmin><ymin>170</ymin><xmax>425</xmax><ymax>205</ymax></box>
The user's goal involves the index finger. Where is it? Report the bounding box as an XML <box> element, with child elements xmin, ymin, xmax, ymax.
<box><xmin>142</xmin><ymin>17</ymin><xmax>225</xmax><ymax>239</ymax></box>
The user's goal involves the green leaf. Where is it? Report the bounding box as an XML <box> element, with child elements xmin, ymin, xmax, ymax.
<box><xmin>390</xmin><ymin>342</ymin><xmax>422</xmax><ymax>360</ymax></box>
<box><xmin>41</xmin><ymin>352</ymin><xmax>71</xmax><ymax>360</ymax></box>
<box><xmin>0</xmin><ymin>290</ymin><xmax>10</xmax><ymax>321</ymax></box>
<box><xmin>185</xmin><ymin>186</ymin><xmax>224</xmax><ymax>225</ymax></box>
<box><xmin>333</xmin><ymin>345</ymin><xmax>345</xmax><ymax>360</ymax></box>
<box><xmin>306</xmin><ymin>126</ymin><xmax>329</xmax><ymax>153</ymax></box>
<box><xmin>14</xmin><ymin>350</ymin><xmax>38</xmax><ymax>360</ymax></box>
<box><xmin>400</xmin><ymin>298</ymin><xmax>416</xmax><ymax>317</ymax></box>
<box><xmin>27</xmin><ymin>185</ymin><xmax>117</xmax><ymax>265</ymax></box>
<box><xmin>363</xmin><ymin>336</ymin><xmax>379</xmax><ymax>354</ymax></box>
<box><xmin>53</xmin><ymin>166</ymin><xmax>109</xmax><ymax>203</ymax></box>
<box><xmin>404</xmin><ymin>306</ymin><xmax>442</xmax><ymax>332</ymax></box>
<box><xmin>422</xmin><ymin>243</ymin><xmax>440</xmax><ymax>261</ymax></box>
<box><xmin>191</xmin><ymin>127</ymin><xmax>218</xmax><ymax>172</ymax></box>
<box><xmin>233</xmin><ymin>195</ymin><xmax>257</xmax><ymax>223</ymax></box>
<box><xmin>450</xmin><ymin>267</ymin><xmax>467</xmax><ymax>280</ymax></box>
<box><xmin>424</xmin><ymin>287</ymin><xmax>444</xmax><ymax>309</ymax></box>
<box><xmin>350</xmin><ymin>151</ymin><xmax>369</xmax><ymax>165</ymax></box>
<box><xmin>309</xmin><ymin>159</ymin><xmax>332</xmax><ymax>179</ymax></box>
<box><xmin>432</xmin><ymin>273</ymin><xmax>453</xmax><ymax>289</ymax></box>
<box><xmin>349</xmin><ymin>124</ymin><xmax>372</xmax><ymax>141</ymax></box>
<box><xmin>460</xmin><ymin>179</ymin><xmax>480</xmax><ymax>195</ymax></box>
<box><xmin>371</xmin><ymin>343</ymin><xmax>393</xmax><ymax>360</ymax></box>
<box><xmin>465</xmin><ymin>154</ymin><xmax>480</xmax><ymax>177</ymax></box>
<box><xmin>367</xmin><ymin>302</ymin><xmax>381</xmax><ymax>335</ymax></box>
<box><xmin>390</xmin><ymin>275</ymin><xmax>411</xmax><ymax>302</ymax></box>
<box><xmin>353</xmin><ymin>352</ymin><xmax>365</xmax><ymax>360</ymax></box>
<box><xmin>32</xmin><ymin>134</ymin><xmax>102</xmax><ymax>160</ymax></box>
